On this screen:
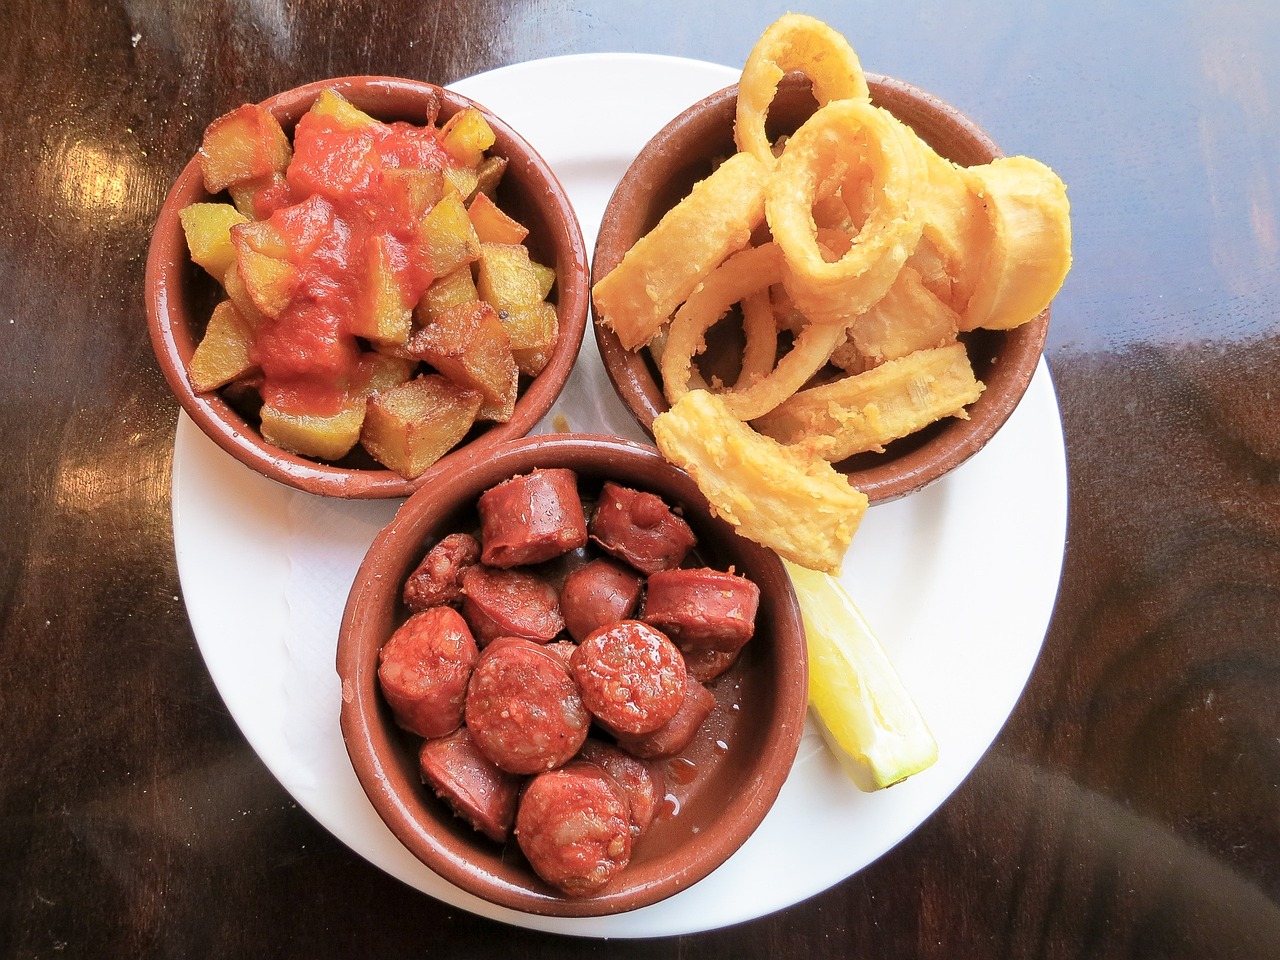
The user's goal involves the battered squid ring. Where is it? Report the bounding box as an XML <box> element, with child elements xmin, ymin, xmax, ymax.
<box><xmin>734</xmin><ymin>12</ymin><xmax>870</xmax><ymax>167</ymax></box>
<box><xmin>660</xmin><ymin>243</ymin><xmax>847</xmax><ymax>422</ymax></box>
<box><xmin>767</xmin><ymin>98</ymin><xmax>927</xmax><ymax>326</ymax></box>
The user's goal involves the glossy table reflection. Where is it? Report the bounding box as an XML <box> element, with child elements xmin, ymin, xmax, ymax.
<box><xmin>3</xmin><ymin>1</ymin><xmax>1279</xmax><ymax>957</ymax></box>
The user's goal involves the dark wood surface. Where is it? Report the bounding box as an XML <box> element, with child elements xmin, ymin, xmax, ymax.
<box><xmin>4</xmin><ymin>1</ymin><xmax>1279</xmax><ymax>956</ymax></box>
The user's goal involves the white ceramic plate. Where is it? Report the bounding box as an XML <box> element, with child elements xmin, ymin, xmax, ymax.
<box><xmin>171</xmin><ymin>54</ymin><xmax>1067</xmax><ymax>938</ymax></box>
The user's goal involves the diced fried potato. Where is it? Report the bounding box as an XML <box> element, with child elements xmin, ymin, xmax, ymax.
<box><xmin>350</xmin><ymin>234</ymin><xmax>413</xmax><ymax>345</ymax></box>
<box><xmin>179</xmin><ymin>203</ymin><xmax>248</xmax><ymax>280</ymax></box>
<box><xmin>467</xmin><ymin>191</ymin><xmax>529</xmax><ymax>245</ymax></box>
<box><xmin>530</xmin><ymin>259</ymin><xmax>556</xmax><ymax>300</ymax></box>
<box><xmin>440</xmin><ymin>107</ymin><xmax>496</xmax><ymax>168</ymax></box>
<box><xmin>407</xmin><ymin>299</ymin><xmax>517</xmax><ymax>422</ymax></box>
<box><xmin>415</xmin><ymin>267</ymin><xmax>480</xmax><ymax>326</ymax></box>
<box><xmin>653</xmin><ymin>389</ymin><xmax>867</xmax><ymax>575</ymax></box>
<box><xmin>198</xmin><ymin>103</ymin><xmax>292</xmax><ymax>194</ymax></box>
<box><xmin>307</xmin><ymin>89</ymin><xmax>380</xmax><ymax>130</ymax></box>
<box><xmin>190</xmin><ymin>300</ymin><xmax>257</xmax><ymax>392</ymax></box>
<box><xmin>231</xmin><ymin>220</ymin><xmax>298</xmax><ymax>318</ymax></box>
<box><xmin>384</xmin><ymin>167</ymin><xmax>444</xmax><ymax>221</ymax></box>
<box><xmin>442</xmin><ymin>164</ymin><xmax>480</xmax><ymax>201</ymax></box>
<box><xmin>220</xmin><ymin>259</ymin><xmax>266</xmax><ymax>329</ymax></box>
<box><xmin>475</xmin><ymin>242</ymin><xmax>559</xmax><ymax>375</ymax></box>
<box><xmin>227</xmin><ymin>173</ymin><xmax>289</xmax><ymax>219</ymax></box>
<box><xmin>260</xmin><ymin>401</ymin><xmax>365</xmax><ymax>462</ymax></box>
<box><xmin>356</xmin><ymin>353</ymin><xmax>416</xmax><ymax>396</ymax></box>
<box><xmin>753</xmin><ymin>342</ymin><xmax>985</xmax><ymax>459</ymax></box>
<box><xmin>420</xmin><ymin>193</ymin><xmax>481</xmax><ymax>276</ymax></box>
<box><xmin>360</xmin><ymin>375</ymin><xmax>483</xmax><ymax>479</ymax></box>
<box><xmin>474</xmin><ymin>155</ymin><xmax>507</xmax><ymax>198</ymax></box>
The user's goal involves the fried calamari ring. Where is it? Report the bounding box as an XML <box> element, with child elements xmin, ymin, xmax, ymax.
<box><xmin>958</xmin><ymin>155</ymin><xmax>1073</xmax><ymax>331</ymax></box>
<box><xmin>734</xmin><ymin>13</ymin><xmax>870</xmax><ymax>167</ymax></box>
<box><xmin>660</xmin><ymin>243</ymin><xmax>849</xmax><ymax>422</ymax></box>
<box><xmin>767</xmin><ymin>99</ymin><xmax>926</xmax><ymax>326</ymax></box>
<box><xmin>660</xmin><ymin>243</ymin><xmax>784</xmax><ymax>407</ymax></box>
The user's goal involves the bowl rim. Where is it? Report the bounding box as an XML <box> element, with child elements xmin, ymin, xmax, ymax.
<box><xmin>591</xmin><ymin>72</ymin><xmax>1050</xmax><ymax>504</ymax></box>
<box><xmin>335</xmin><ymin>433</ymin><xmax>808</xmax><ymax>917</ymax></box>
<box><xmin>146</xmin><ymin>75</ymin><xmax>589</xmax><ymax>499</ymax></box>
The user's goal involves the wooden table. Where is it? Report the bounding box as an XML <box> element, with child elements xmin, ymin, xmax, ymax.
<box><xmin>4</xmin><ymin>1</ymin><xmax>1278</xmax><ymax>956</ymax></box>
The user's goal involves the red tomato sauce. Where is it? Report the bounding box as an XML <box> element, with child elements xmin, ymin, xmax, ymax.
<box><xmin>247</xmin><ymin>114</ymin><xmax>458</xmax><ymax>416</ymax></box>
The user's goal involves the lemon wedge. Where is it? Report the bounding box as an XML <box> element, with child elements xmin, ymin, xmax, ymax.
<box><xmin>785</xmin><ymin>560</ymin><xmax>938</xmax><ymax>790</ymax></box>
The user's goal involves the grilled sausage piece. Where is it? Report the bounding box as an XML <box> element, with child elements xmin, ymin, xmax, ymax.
<box><xmin>515</xmin><ymin>761</ymin><xmax>632</xmax><ymax>897</ymax></box>
<box><xmin>465</xmin><ymin>638</ymin><xmax>590</xmax><ymax>774</ymax></box>
<box><xmin>402</xmin><ymin>532</ymin><xmax>481</xmax><ymax>611</ymax></box>
<box><xmin>588</xmin><ymin>481</ymin><xmax>696</xmax><ymax>575</ymax></box>
<box><xmin>377</xmin><ymin>607</ymin><xmax>479</xmax><ymax>738</ymax></box>
<box><xmin>570</xmin><ymin>620</ymin><xmax>687</xmax><ymax>736</ymax></box>
<box><xmin>477</xmin><ymin>468</ymin><xmax>588</xmax><ymax>568</ymax></box>
<box><xmin>577</xmin><ymin>739</ymin><xmax>665</xmax><ymax>840</ymax></box>
<box><xmin>558</xmin><ymin>558</ymin><xmax>644</xmax><ymax>643</ymax></box>
<box><xmin>642</xmin><ymin>567</ymin><xmax>760</xmax><ymax>653</ymax></box>
<box><xmin>418</xmin><ymin>726</ymin><xmax>523</xmax><ymax>843</ymax></box>
<box><xmin>615</xmin><ymin>676</ymin><xmax>716</xmax><ymax>760</ymax></box>
<box><xmin>460</xmin><ymin>564</ymin><xmax>565</xmax><ymax>646</ymax></box>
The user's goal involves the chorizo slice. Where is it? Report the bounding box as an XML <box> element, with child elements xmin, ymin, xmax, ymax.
<box><xmin>402</xmin><ymin>532</ymin><xmax>481</xmax><ymax>611</ymax></box>
<box><xmin>418</xmin><ymin>726</ymin><xmax>522</xmax><ymax>844</ymax></box>
<box><xmin>515</xmin><ymin>761</ymin><xmax>633</xmax><ymax>897</ymax></box>
<box><xmin>559</xmin><ymin>558</ymin><xmax>644</xmax><ymax>643</ymax></box>
<box><xmin>570</xmin><ymin>620</ymin><xmax>687</xmax><ymax>736</ymax></box>
<box><xmin>465</xmin><ymin>638</ymin><xmax>590</xmax><ymax>774</ymax></box>
<box><xmin>460</xmin><ymin>564</ymin><xmax>565</xmax><ymax>646</ymax></box>
<box><xmin>680</xmin><ymin>646</ymin><xmax>741</xmax><ymax>684</ymax></box>
<box><xmin>477</xmin><ymin>468</ymin><xmax>589</xmax><ymax>568</ymax></box>
<box><xmin>377</xmin><ymin>607</ymin><xmax>478</xmax><ymax>739</ymax></box>
<box><xmin>588</xmin><ymin>481</ymin><xmax>697</xmax><ymax>575</ymax></box>
<box><xmin>577</xmin><ymin>739</ymin><xmax>665</xmax><ymax>840</ymax></box>
<box><xmin>615</xmin><ymin>676</ymin><xmax>716</xmax><ymax>760</ymax></box>
<box><xmin>642</xmin><ymin>567</ymin><xmax>760</xmax><ymax>653</ymax></box>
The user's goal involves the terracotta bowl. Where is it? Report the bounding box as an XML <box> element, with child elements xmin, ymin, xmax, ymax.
<box><xmin>147</xmin><ymin>77</ymin><xmax>588</xmax><ymax>498</ymax></box>
<box><xmin>592</xmin><ymin>75</ymin><xmax>1050</xmax><ymax>504</ymax></box>
<box><xmin>336</xmin><ymin>434</ymin><xmax>807</xmax><ymax>917</ymax></box>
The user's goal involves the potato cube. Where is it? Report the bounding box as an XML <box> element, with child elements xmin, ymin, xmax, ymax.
<box><xmin>350</xmin><ymin>235</ymin><xmax>413</xmax><ymax>346</ymax></box>
<box><xmin>307</xmin><ymin>89</ymin><xmax>380</xmax><ymax>130</ymax></box>
<box><xmin>419</xmin><ymin>193</ymin><xmax>481</xmax><ymax>277</ymax></box>
<box><xmin>260</xmin><ymin>401</ymin><xmax>365</xmax><ymax>462</ymax></box>
<box><xmin>440</xmin><ymin>107</ymin><xmax>495</xmax><ymax>168</ymax></box>
<box><xmin>442</xmin><ymin>164</ymin><xmax>480</xmax><ymax>202</ymax></box>
<box><xmin>227</xmin><ymin>173</ymin><xmax>291</xmax><ymax>220</ymax></box>
<box><xmin>190</xmin><ymin>300</ymin><xmax>258</xmax><ymax>392</ymax></box>
<box><xmin>230</xmin><ymin>221</ymin><xmax>297</xmax><ymax>318</ymax></box>
<box><xmin>467</xmin><ymin>191</ymin><xmax>528</xmax><ymax>245</ymax></box>
<box><xmin>530</xmin><ymin>259</ymin><xmax>557</xmax><ymax>301</ymax></box>
<box><xmin>407</xmin><ymin>300</ymin><xmax>517</xmax><ymax>422</ymax></box>
<box><xmin>356</xmin><ymin>353</ymin><xmax>417</xmax><ymax>398</ymax></box>
<box><xmin>415</xmin><ymin>267</ymin><xmax>480</xmax><ymax>326</ymax></box>
<box><xmin>504</xmin><ymin>301</ymin><xmax>559</xmax><ymax>377</ymax></box>
<box><xmin>199</xmin><ymin>103</ymin><xmax>292</xmax><ymax>194</ymax></box>
<box><xmin>384</xmin><ymin>167</ymin><xmax>444</xmax><ymax>222</ymax></box>
<box><xmin>220</xmin><ymin>259</ymin><xmax>266</xmax><ymax>329</ymax></box>
<box><xmin>180</xmin><ymin>203</ymin><xmax>248</xmax><ymax>280</ymax></box>
<box><xmin>476</xmin><ymin>242</ymin><xmax>559</xmax><ymax>375</ymax></box>
<box><xmin>474</xmin><ymin>155</ymin><xmax>507</xmax><ymax>199</ymax></box>
<box><xmin>361</xmin><ymin>375</ymin><xmax>482</xmax><ymax>479</ymax></box>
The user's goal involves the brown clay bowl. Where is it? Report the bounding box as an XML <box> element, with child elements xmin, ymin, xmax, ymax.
<box><xmin>336</xmin><ymin>434</ymin><xmax>807</xmax><ymax>917</ymax></box>
<box><xmin>147</xmin><ymin>76</ymin><xmax>588</xmax><ymax>499</ymax></box>
<box><xmin>592</xmin><ymin>74</ymin><xmax>1050</xmax><ymax>504</ymax></box>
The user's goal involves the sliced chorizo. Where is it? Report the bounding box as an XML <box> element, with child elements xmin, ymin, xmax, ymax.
<box><xmin>476</xmin><ymin>467</ymin><xmax>588</xmax><ymax>568</ymax></box>
<box><xmin>460</xmin><ymin>564</ymin><xmax>565</xmax><ymax>646</ymax></box>
<box><xmin>588</xmin><ymin>481</ymin><xmax>696</xmax><ymax>575</ymax></box>
<box><xmin>641</xmin><ymin>567</ymin><xmax>760</xmax><ymax>653</ymax></box>
<box><xmin>569</xmin><ymin>620</ymin><xmax>687</xmax><ymax>736</ymax></box>
<box><xmin>465</xmin><ymin>638</ymin><xmax>590</xmax><ymax>774</ymax></box>
<box><xmin>681</xmin><ymin>646</ymin><xmax>741</xmax><ymax>684</ymax></box>
<box><xmin>577</xmin><ymin>739</ymin><xmax>665</xmax><ymax>839</ymax></box>
<box><xmin>418</xmin><ymin>726</ymin><xmax>522</xmax><ymax>844</ymax></box>
<box><xmin>558</xmin><ymin>558</ymin><xmax>644</xmax><ymax>643</ymax></box>
<box><xmin>515</xmin><ymin>761</ymin><xmax>632</xmax><ymax>897</ymax></box>
<box><xmin>402</xmin><ymin>532</ymin><xmax>481</xmax><ymax>611</ymax></box>
<box><xmin>377</xmin><ymin>607</ymin><xmax>478</xmax><ymax>738</ymax></box>
<box><xmin>615</xmin><ymin>675</ymin><xmax>716</xmax><ymax>760</ymax></box>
